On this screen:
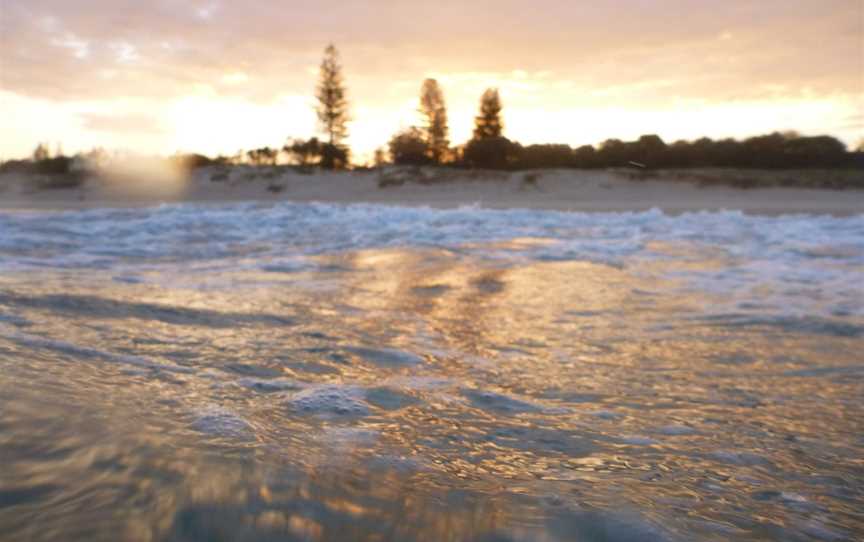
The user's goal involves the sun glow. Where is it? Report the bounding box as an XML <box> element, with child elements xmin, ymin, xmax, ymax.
<box><xmin>2</xmin><ymin>82</ymin><xmax>859</xmax><ymax>164</ymax></box>
<box><xmin>168</xmin><ymin>94</ymin><xmax>316</xmax><ymax>157</ymax></box>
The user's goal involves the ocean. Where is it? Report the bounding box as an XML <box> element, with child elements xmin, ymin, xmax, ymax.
<box><xmin>1</xmin><ymin>202</ymin><xmax>862</xmax><ymax>541</ymax></box>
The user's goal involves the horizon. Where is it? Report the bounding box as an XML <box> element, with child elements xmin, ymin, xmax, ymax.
<box><xmin>1</xmin><ymin>1</ymin><xmax>862</xmax><ymax>162</ymax></box>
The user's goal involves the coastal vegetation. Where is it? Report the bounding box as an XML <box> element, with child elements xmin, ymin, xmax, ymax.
<box><xmin>1</xmin><ymin>44</ymin><xmax>861</xmax><ymax>188</ymax></box>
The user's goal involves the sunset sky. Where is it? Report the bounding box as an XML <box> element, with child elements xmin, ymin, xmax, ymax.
<box><xmin>1</xmin><ymin>0</ymin><xmax>862</xmax><ymax>162</ymax></box>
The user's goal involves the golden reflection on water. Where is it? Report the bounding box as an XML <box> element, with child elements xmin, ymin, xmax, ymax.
<box><xmin>1</xmin><ymin>246</ymin><xmax>863</xmax><ymax>541</ymax></box>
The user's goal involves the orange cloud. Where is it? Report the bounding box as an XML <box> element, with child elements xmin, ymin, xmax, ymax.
<box><xmin>1</xmin><ymin>0</ymin><xmax>860</xmax><ymax>159</ymax></box>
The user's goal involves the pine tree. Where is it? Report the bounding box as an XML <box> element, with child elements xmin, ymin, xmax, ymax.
<box><xmin>419</xmin><ymin>78</ymin><xmax>449</xmax><ymax>164</ymax></box>
<box><xmin>464</xmin><ymin>89</ymin><xmax>513</xmax><ymax>168</ymax></box>
<box><xmin>473</xmin><ymin>88</ymin><xmax>503</xmax><ymax>140</ymax></box>
<box><xmin>316</xmin><ymin>44</ymin><xmax>350</xmax><ymax>168</ymax></box>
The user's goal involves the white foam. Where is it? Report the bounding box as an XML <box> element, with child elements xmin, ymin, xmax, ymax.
<box><xmin>286</xmin><ymin>385</ymin><xmax>370</xmax><ymax>418</ymax></box>
<box><xmin>191</xmin><ymin>406</ymin><xmax>255</xmax><ymax>439</ymax></box>
<box><xmin>1</xmin><ymin>203</ymin><xmax>861</xmax><ymax>318</ymax></box>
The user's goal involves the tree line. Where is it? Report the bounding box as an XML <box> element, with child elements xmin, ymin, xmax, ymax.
<box><xmin>385</xmin><ymin>83</ymin><xmax>859</xmax><ymax>171</ymax></box>
<box><xmin>2</xmin><ymin>43</ymin><xmax>862</xmax><ymax>174</ymax></box>
<box><xmin>275</xmin><ymin>44</ymin><xmax>863</xmax><ymax>171</ymax></box>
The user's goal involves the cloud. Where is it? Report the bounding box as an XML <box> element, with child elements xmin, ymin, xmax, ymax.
<box><xmin>0</xmin><ymin>0</ymin><xmax>860</xmax><ymax>157</ymax></box>
<box><xmin>50</xmin><ymin>33</ymin><xmax>90</xmax><ymax>59</ymax></box>
<box><xmin>109</xmin><ymin>41</ymin><xmax>140</xmax><ymax>63</ymax></box>
<box><xmin>79</xmin><ymin>112</ymin><xmax>167</xmax><ymax>134</ymax></box>
<box><xmin>2</xmin><ymin>0</ymin><xmax>859</xmax><ymax>103</ymax></box>
<box><xmin>195</xmin><ymin>2</ymin><xmax>220</xmax><ymax>20</ymax></box>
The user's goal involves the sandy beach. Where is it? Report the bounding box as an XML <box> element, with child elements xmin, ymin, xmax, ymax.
<box><xmin>1</xmin><ymin>167</ymin><xmax>861</xmax><ymax>215</ymax></box>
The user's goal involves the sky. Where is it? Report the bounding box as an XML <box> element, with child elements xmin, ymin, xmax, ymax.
<box><xmin>1</xmin><ymin>0</ymin><xmax>862</xmax><ymax>162</ymax></box>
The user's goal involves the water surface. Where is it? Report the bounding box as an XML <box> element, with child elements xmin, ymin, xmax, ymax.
<box><xmin>1</xmin><ymin>203</ymin><xmax>862</xmax><ymax>541</ymax></box>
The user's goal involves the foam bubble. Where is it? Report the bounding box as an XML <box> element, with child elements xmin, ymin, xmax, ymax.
<box><xmin>191</xmin><ymin>407</ymin><xmax>255</xmax><ymax>440</ymax></box>
<box><xmin>1</xmin><ymin>203</ymin><xmax>860</xmax><ymax>321</ymax></box>
<box><xmin>286</xmin><ymin>385</ymin><xmax>370</xmax><ymax>418</ymax></box>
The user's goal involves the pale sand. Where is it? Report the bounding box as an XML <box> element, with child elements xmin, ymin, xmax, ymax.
<box><xmin>0</xmin><ymin>167</ymin><xmax>861</xmax><ymax>215</ymax></box>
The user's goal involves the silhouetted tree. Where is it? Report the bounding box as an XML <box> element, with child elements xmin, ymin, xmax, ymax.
<box><xmin>782</xmin><ymin>135</ymin><xmax>846</xmax><ymax>167</ymax></box>
<box><xmin>462</xmin><ymin>89</ymin><xmax>512</xmax><ymax>168</ymax></box>
<box><xmin>450</xmin><ymin>129</ymin><xmax>855</xmax><ymax>171</ymax></box>
<box><xmin>741</xmin><ymin>132</ymin><xmax>787</xmax><ymax>167</ymax></box>
<box><xmin>263</xmin><ymin>147</ymin><xmax>278</xmax><ymax>165</ymax></box>
<box><xmin>316</xmin><ymin>44</ymin><xmax>350</xmax><ymax>169</ymax></box>
<box><xmin>463</xmin><ymin>137</ymin><xmax>517</xmax><ymax>169</ymax></box>
<box><xmin>419</xmin><ymin>78</ymin><xmax>449</xmax><ymax>163</ymax></box>
<box><xmin>572</xmin><ymin>145</ymin><xmax>599</xmax><ymax>168</ymax></box>
<box><xmin>597</xmin><ymin>139</ymin><xmax>628</xmax><ymax>166</ymax></box>
<box><xmin>389</xmin><ymin>127</ymin><xmax>430</xmax><ymax>166</ymax></box>
<box><xmin>514</xmin><ymin>144</ymin><xmax>574</xmax><ymax>169</ymax></box>
<box><xmin>247</xmin><ymin>147</ymin><xmax>278</xmax><ymax>166</ymax></box>
<box><xmin>631</xmin><ymin>134</ymin><xmax>667</xmax><ymax>167</ymax></box>
<box><xmin>246</xmin><ymin>149</ymin><xmax>258</xmax><ymax>165</ymax></box>
<box><xmin>320</xmin><ymin>143</ymin><xmax>349</xmax><ymax>170</ymax></box>
<box><xmin>284</xmin><ymin>137</ymin><xmax>323</xmax><ymax>166</ymax></box>
<box><xmin>33</xmin><ymin>156</ymin><xmax>73</xmax><ymax>176</ymax></box>
<box><xmin>713</xmin><ymin>138</ymin><xmax>744</xmax><ymax>166</ymax></box>
<box><xmin>473</xmin><ymin>88</ymin><xmax>503</xmax><ymax>140</ymax></box>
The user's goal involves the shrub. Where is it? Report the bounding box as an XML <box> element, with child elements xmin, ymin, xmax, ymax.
<box><xmin>389</xmin><ymin>128</ymin><xmax>430</xmax><ymax>166</ymax></box>
<box><xmin>34</xmin><ymin>156</ymin><xmax>72</xmax><ymax>175</ymax></box>
<box><xmin>462</xmin><ymin>136</ymin><xmax>518</xmax><ymax>169</ymax></box>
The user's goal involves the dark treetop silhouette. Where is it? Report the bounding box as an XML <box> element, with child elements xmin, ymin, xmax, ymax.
<box><xmin>316</xmin><ymin>44</ymin><xmax>350</xmax><ymax>169</ymax></box>
<box><xmin>419</xmin><ymin>79</ymin><xmax>450</xmax><ymax>165</ymax></box>
<box><xmin>1</xmin><ymin>45</ymin><xmax>860</xmax><ymax>177</ymax></box>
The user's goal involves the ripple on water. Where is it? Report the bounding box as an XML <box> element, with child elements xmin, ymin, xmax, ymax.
<box><xmin>797</xmin><ymin>519</ymin><xmax>849</xmax><ymax>541</ymax></box>
<box><xmin>364</xmin><ymin>387</ymin><xmax>420</xmax><ymax>410</ymax></box>
<box><xmin>238</xmin><ymin>378</ymin><xmax>302</xmax><ymax>393</ymax></box>
<box><xmin>545</xmin><ymin>508</ymin><xmax>672</xmax><ymax>542</ymax></box>
<box><xmin>3</xmin><ymin>330</ymin><xmax>192</xmax><ymax>374</ymax></box>
<box><xmin>656</xmin><ymin>424</ymin><xmax>697</xmax><ymax>436</ymax></box>
<box><xmin>0</xmin><ymin>485</ymin><xmax>61</xmax><ymax>509</ymax></box>
<box><xmin>618</xmin><ymin>435</ymin><xmax>660</xmax><ymax>446</ymax></box>
<box><xmin>588</xmin><ymin>410</ymin><xmax>623</xmax><ymax>420</ymax></box>
<box><xmin>222</xmin><ymin>363</ymin><xmax>283</xmax><ymax>378</ymax></box>
<box><xmin>410</xmin><ymin>284</ymin><xmax>452</xmax><ymax>297</ymax></box>
<box><xmin>0</xmin><ymin>313</ymin><xmax>31</xmax><ymax>327</ymax></box>
<box><xmin>462</xmin><ymin>389</ymin><xmax>542</xmax><ymax>414</ymax></box>
<box><xmin>709</xmin><ymin>451</ymin><xmax>773</xmax><ymax>467</ymax></box>
<box><xmin>284</xmin><ymin>360</ymin><xmax>341</xmax><ymax>375</ymax></box>
<box><xmin>483</xmin><ymin>426</ymin><xmax>596</xmax><ymax>455</ymax></box>
<box><xmin>319</xmin><ymin>427</ymin><xmax>379</xmax><ymax>451</ymax></box>
<box><xmin>190</xmin><ymin>408</ymin><xmax>255</xmax><ymax>441</ymax></box>
<box><xmin>286</xmin><ymin>385</ymin><xmax>370</xmax><ymax>418</ymax></box>
<box><xmin>344</xmin><ymin>346</ymin><xmax>424</xmax><ymax>367</ymax></box>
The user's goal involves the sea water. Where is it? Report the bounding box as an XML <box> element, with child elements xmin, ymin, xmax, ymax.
<box><xmin>0</xmin><ymin>202</ymin><xmax>862</xmax><ymax>541</ymax></box>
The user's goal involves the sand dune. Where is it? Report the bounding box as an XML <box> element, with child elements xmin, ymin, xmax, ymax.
<box><xmin>0</xmin><ymin>167</ymin><xmax>861</xmax><ymax>215</ymax></box>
